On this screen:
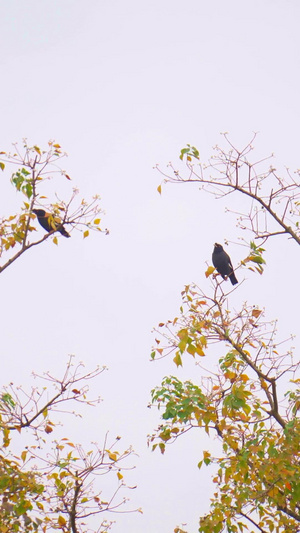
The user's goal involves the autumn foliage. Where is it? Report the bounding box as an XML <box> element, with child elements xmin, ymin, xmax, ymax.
<box><xmin>0</xmin><ymin>140</ymin><xmax>107</xmax><ymax>273</ymax></box>
<box><xmin>0</xmin><ymin>141</ymin><xmax>137</xmax><ymax>532</ymax></box>
<box><xmin>150</xmin><ymin>137</ymin><xmax>300</xmax><ymax>533</ymax></box>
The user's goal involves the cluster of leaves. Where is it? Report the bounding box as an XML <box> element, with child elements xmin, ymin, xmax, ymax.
<box><xmin>0</xmin><ymin>140</ymin><xmax>137</xmax><ymax>532</ymax></box>
<box><xmin>0</xmin><ymin>140</ymin><xmax>108</xmax><ymax>273</ymax></box>
<box><xmin>151</xmin><ymin>137</ymin><xmax>300</xmax><ymax>533</ymax></box>
<box><xmin>0</xmin><ymin>357</ymin><xmax>138</xmax><ymax>532</ymax></box>
<box><xmin>157</xmin><ymin>133</ymin><xmax>300</xmax><ymax>246</ymax></box>
<box><xmin>149</xmin><ymin>282</ymin><xmax>300</xmax><ymax>532</ymax></box>
<box><xmin>0</xmin><ymin>450</ymin><xmax>44</xmax><ymax>532</ymax></box>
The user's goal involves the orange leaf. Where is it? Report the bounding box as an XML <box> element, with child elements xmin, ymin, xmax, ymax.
<box><xmin>252</xmin><ymin>309</ymin><xmax>262</xmax><ymax>318</ymax></box>
<box><xmin>240</xmin><ymin>374</ymin><xmax>249</xmax><ymax>382</ymax></box>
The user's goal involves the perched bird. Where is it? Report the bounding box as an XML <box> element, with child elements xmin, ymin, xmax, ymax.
<box><xmin>32</xmin><ymin>209</ymin><xmax>70</xmax><ymax>238</ymax></box>
<box><xmin>212</xmin><ymin>243</ymin><xmax>238</xmax><ymax>285</ymax></box>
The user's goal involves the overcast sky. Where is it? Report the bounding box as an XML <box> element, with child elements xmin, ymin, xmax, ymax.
<box><xmin>1</xmin><ymin>1</ymin><xmax>299</xmax><ymax>532</ymax></box>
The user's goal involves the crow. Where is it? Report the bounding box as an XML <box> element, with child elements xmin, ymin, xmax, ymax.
<box><xmin>212</xmin><ymin>243</ymin><xmax>238</xmax><ymax>285</ymax></box>
<box><xmin>32</xmin><ymin>209</ymin><xmax>70</xmax><ymax>238</ymax></box>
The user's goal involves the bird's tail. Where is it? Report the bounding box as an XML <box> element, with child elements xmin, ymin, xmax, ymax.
<box><xmin>58</xmin><ymin>226</ymin><xmax>71</xmax><ymax>238</ymax></box>
<box><xmin>229</xmin><ymin>272</ymin><xmax>238</xmax><ymax>285</ymax></box>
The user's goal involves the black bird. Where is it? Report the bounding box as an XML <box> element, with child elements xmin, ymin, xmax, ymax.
<box><xmin>212</xmin><ymin>243</ymin><xmax>238</xmax><ymax>285</ymax></box>
<box><xmin>32</xmin><ymin>209</ymin><xmax>70</xmax><ymax>238</ymax></box>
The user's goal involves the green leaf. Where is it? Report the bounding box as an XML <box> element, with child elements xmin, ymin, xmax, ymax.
<box><xmin>21</xmin><ymin>167</ymin><xmax>30</xmax><ymax>176</ymax></box>
<box><xmin>1</xmin><ymin>393</ymin><xmax>16</xmax><ymax>408</ymax></box>
<box><xmin>249</xmin><ymin>255</ymin><xmax>266</xmax><ymax>265</ymax></box>
<box><xmin>179</xmin><ymin>147</ymin><xmax>190</xmax><ymax>160</ymax></box>
<box><xmin>24</xmin><ymin>182</ymin><xmax>33</xmax><ymax>199</ymax></box>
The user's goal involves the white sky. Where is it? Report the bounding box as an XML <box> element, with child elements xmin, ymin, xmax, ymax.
<box><xmin>1</xmin><ymin>1</ymin><xmax>299</xmax><ymax>532</ymax></box>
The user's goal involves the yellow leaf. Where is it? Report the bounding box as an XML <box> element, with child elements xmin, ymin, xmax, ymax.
<box><xmin>268</xmin><ymin>486</ymin><xmax>279</xmax><ymax>498</ymax></box>
<box><xmin>53</xmin><ymin>236</ymin><xmax>58</xmax><ymax>246</ymax></box>
<box><xmin>173</xmin><ymin>352</ymin><xmax>182</xmax><ymax>367</ymax></box>
<box><xmin>33</xmin><ymin>145</ymin><xmax>41</xmax><ymax>155</ymax></box>
<box><xmin>58</xmin><ymin>516</ymin><xmax>66</xmax><ymax>526</ymax></box>
<box><xmin>108</xmin><ymin>452</ymin><xmax>117</xmax><ymax>461</ymax></box>
<box><xmin>94</xmin><ymin>218</ymin><xmax>101</xmax><ymax>225</ymax></box>
<box><xmin>83</xmin><ymin>230</ymin><xmax>89</xmax><ymax>239</ymax></box>
<box><xmin>21</xmin><ymin>450</ymin><xmax>27</xmax><ymax>462</ymax></box>
<box><xmin>187</xmin><ymin>344</ymin><xmax>196</xmax><ymax>356</ymax></box>
<box><xmin>0</xmin><ymin>162</ymin><xmax>5</xmax><ymax>171</ymax></box>
<box><xmin>177</xmin><ymin>328</ymin><xmax>188</xmax><ymax>340</ymax></box>
<box><xmin>200</xmin><ymin>335</ymin><xmax>207</xmax><ymax>347</ymax></box>
<box><xmin>260</xmin><ymin>379</ymin><xmax>268</xmax><ymax>391</ymax></box>
<box><xmin>157</xmin><ymin>184</ymin><xmax>162</xmax><ymax>195</ymax></box>
<box><xmin>224</xmin><ymin>371</ymin><xmax>236</xmax><ymax>381</ymax></box>
<box><xmin>195</xmin><ymin>345</ymin><xmax>205</xmax><ymax>356</ymax></box>
<box><xmin>3</xmin><ymin>427</ymin><xmax>10</xmax><ymax>447</ymax></box>
<box><xmin>205</xmin><ymin>266</ymin><xmax>215</xmax><ymax>278</ymax></box>
<box><xmin>117</xmin><ymin>471</ymin><xmax>123</xmax><ymax>480</ymax></box>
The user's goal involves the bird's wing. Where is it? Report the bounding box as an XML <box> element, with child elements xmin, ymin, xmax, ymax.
<box><xmin>224</xmin><ymin>251</ymin><xmax>233</xmax><ymax>270</ymax></box>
